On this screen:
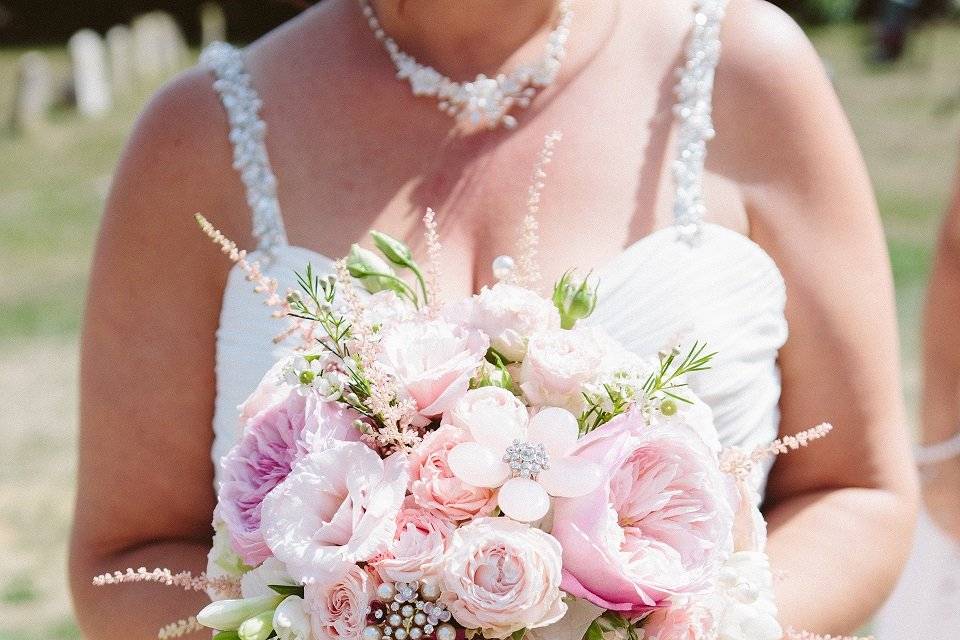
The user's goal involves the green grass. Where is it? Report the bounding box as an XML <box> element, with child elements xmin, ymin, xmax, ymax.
<box><xmin>1</xmin><ymin>22</ymin><xmax>960</xmax><ymax>639</ymax></box>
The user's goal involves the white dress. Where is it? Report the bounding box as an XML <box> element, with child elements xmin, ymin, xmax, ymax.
<box><xmin>201</xmin><ymin>0</ymin><xmax>788</xmax><ymax>497</ymax></box>
<box><xmin>872</xmin><ymin>508</ymin><xmax>960</xmax><ymax>639</ymax></box>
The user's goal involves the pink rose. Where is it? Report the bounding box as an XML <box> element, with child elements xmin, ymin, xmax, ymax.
<box><xmin>552</xmin><ymin>411</ymin><xmax>735</xmax><ymax>615</ymax></box>
<box><xmin>466</xmin><ymin>283</ymin><xmax>561</xmax><ymax>361</ymax></box>
<box><xmin>372</xmin><ymin>499</ymin><xmax>455</xmax><ymax>583</ymax></box>
<box><xmin>237</xmin><ymin>357</ymin><xmax>296</xmax><ymax>426</ymax></box>
<box><xmin>305</xmin><ymin>563</ymin><xmax>375</xmax><ymax>640</ymax></box>
<box><xmin>409</xmin><ymin>424</ymin><xmax>499</xmax><ymax>521</ymax></box>
<box><xmin>642</xmin><ymin>604</ymin><xmax>715</xmax><ymax>640</ymax></box>
<box><xmin>377</xmin><ymin>318</ymin><xmax>489</xmax><ymax>418</ymax></box>
<box><xmin>518</xmin><ymin>327</ymin><xmax>604</xmax><ymax>412</ymax></box>
<box><xmin>217</xmin><ymin>390</ymin><xmax>315</xmax><ymax>565</ymax></box>
<box><xmin>440</xmin><ymin>517</ymin><xmax>567</xmax><ymax>639</ymax></box>
<box><xmin>260</xmin><ymin>441</ymin><xmax>409</xmax><ymax>582</ymax></box>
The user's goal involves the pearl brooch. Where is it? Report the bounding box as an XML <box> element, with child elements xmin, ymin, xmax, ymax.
<box><xmin>357</xmin><ymin>0</ymin><xmax>573</xmax><ymax>130</ymax></box>
<box><xmin>365</xmin><ymin>580</ymin><xmax>455</xmax><ymax>640</ymax></box>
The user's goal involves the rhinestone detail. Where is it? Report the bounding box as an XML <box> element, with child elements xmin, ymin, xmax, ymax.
<box><xmin>503</xmin><ymin>439</ymin><xmax>550</xmax><ymax>480</ymax></box>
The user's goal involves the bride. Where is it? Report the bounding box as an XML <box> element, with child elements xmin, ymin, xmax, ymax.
<box><xmin>69</xmin><ymin>0</ymin><xmax>917</xmax><ymax>637</ymax></box>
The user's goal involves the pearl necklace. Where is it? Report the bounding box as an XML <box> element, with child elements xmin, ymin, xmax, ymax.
<box><xmin>358</xmin><ymin>0</ymin><xmax>573</xmax><ymax>130</ymax></box>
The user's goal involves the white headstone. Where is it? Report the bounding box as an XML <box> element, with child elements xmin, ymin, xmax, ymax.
<box><xmin>68</xmin><ymin>29</ymin><xmax>112</xmax><ymax>118</ymax></box>
<box><xmin>132</xmin><ymin>12</ymin><xmax>188</xmax><ymax>84</ymax></box>
<box><xmin>11</xmin><ymin>51</ymin><xmax>54</xmax><ymax>132</ymax></box>
<box><xmin>105</xmin><ymin>24</ymin><xmax>134</xmax><ymax>99</ymax></box>
<box><xmin>201</xmin><ymin>3</ymin><xmax>227</xmax><ymax>47</ymax></box>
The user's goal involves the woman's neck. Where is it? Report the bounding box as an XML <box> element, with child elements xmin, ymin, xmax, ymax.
<box><xmin>369</xmin><ymin>0</ymin><xmax>563</xmax><ymax>77</ymax></box>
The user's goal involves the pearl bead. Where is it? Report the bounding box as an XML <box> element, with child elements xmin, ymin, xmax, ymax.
<box><xmin>364</xmin><ymin>626</ymin><xmax>382</xmax><ymax>640</ymax></box>
<box><xmin>389</xmin><ymin>614</ymin><xmax>403</xmax><ymax>627</ymax></box>
<box><xmin>401</xmin><ymin>605</ymin><xmax>415</xmax><ymax>618</ymax></box>
<box><xmin>413</xmin><ymin>613</ymin><xmax>427</xmax><ymax>626</ymax></box>
<box><xmin>394</xmin><ymin>630</ymin><xmax>407</xmax><ymax>640</ymax></box>
<box><xmin>419</xmin><ymin>580</ymin><xmax>441</xmax><ymax>602</ymax></box>
<box><xmin>410</xmin><ymin>629</ymin><xmax>423</xmax><ymax>640</ymax></box>
<box><xmin>732</xmin><ymin>581</ymin><xmax>760</xmax><ymax>604</ymax></box>
<box><xmin>436</xmin><ymin>624</ymin><xmax>457</xmax><ymax>640</ymax></box>
<box><xmin>492</xmin><ymin>255</ymin><xmax>516</xmax><ymax>281</ymax></box>
<box><xmin>377</xmin><ymin>583</ymin><xmax>397</xmax><ymax>600</ymax></box>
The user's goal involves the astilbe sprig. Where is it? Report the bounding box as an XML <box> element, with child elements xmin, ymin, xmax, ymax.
<box><xmin>785</xmin><ymin>630</ymin><xmax>874</xmax><ymax>640</ymax></box>
<box><xmin>720</xmin><ymin>423</ymin><xmax>834</xmax><ymax>480</ymax></box>
<box><xmin>510</xmin><ymin>130</ymin><xmax>563</xmax><ymax>288</ymax></box>
<box><xmin>422</xmin><ymin>207</ymin><xmax>443</xmax><ymax>315</ymax></box>
<box><xmin>195</xmin><ymin>213</ymin><xmax>314</xmax><ymax>347</ymax></box>
<box><xmin>157</xmin><ymin>616</ymin><xmax>204</xmax><ymax>639</ymax></box>
<box><xmin>92</xmin><ymin>567</ymin><xmax>241</xmax><ymax>598</ymax></box>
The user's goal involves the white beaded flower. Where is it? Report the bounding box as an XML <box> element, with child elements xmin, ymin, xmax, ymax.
<box><xmin>445</xmin><ymin>387</ymin><xmax>603</xmax><ymax>522</ymax></box>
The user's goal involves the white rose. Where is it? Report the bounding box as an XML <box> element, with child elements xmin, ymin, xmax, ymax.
<box><xmin>519</xmin><ymin>327</ymin><xmax>604</xmax><ymax>412</ymax></box>
<box><xmin>467</xmin><ymin>283</ymin><xmax>561</xmax><ymax>361</ymax></box>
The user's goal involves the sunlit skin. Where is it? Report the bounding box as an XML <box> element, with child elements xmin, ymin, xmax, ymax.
<box><xmin>918</xmin><ymin>158</ymin><xmax>960</xmax><ymax>540</ymax></box>
<box><xmin>70</xmin><ymin>1</ymin><xmax>918</xmax><ymax>637</ymax></box>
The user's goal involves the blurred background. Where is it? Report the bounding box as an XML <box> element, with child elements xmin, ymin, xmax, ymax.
<box><xmin>1</xmin><ymin>0</ymin><xmax>959</xmax><ymax>638</ymax></box>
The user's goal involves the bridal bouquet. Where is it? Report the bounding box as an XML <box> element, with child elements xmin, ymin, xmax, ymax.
<box><xmin>94</xmin><ymin>135</ymin><xmax>860</xmax><ymax>640</ymax></box>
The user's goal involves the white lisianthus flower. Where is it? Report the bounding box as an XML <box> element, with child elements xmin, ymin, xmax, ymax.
<box><xmin>466</xmin><ymin>283</ymin><xmax>561</xmax><ymax>361</ymax></box>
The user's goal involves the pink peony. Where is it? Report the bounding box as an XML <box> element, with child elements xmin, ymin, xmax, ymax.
<box><xmin>372</xmin><ymin>499</ymin><xmax>455</xmax><ymax>583</ymax></box>
<box><xmin>465</xmin><ymin>283</ymin><xmax>561</xmax><ymax>362</ymax></box>
<box><xmin>440</xmin><ymin>517</ymin><xmax>567</xmax><ymax>639</ymax></box>
<box><xmin>377</xmin><ymin>318</ymin><xmax>489</xmax><ymax>418</ymax></box>
<box><xmin>217</xmin><ymin>390</ymin><xmax>316</xmax><ymax>565</ymax></box>
<box><xmin>260</xmin><ymin>441</ymin><xmax>409</xmax><ymax>582</ymax></box>
<box><xmin>552</xmin><ymin>411</ymin><xmax>735</xmax><ymax>615</ymax></box>
<box><xmin>518</xmin><ymin>327</ymin><xmax>604</xmax><ymax>412</ymax></box>
<box><xmin>409</xmin><ymin>424</ymin><xmax>499</xmax><ymax>521</ymax></box>
<box><xmin>305</xmin><ymin>563</ymin><xmax>376</xmax><ymax>640</ymax></box>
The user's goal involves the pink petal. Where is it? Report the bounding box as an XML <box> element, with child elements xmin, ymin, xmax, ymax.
<box><xmin>527</xmin><ymin>407</ymin><xmax>580</xmax><ymax>457</ymax></box>
<box><xmin>447</xmin><ymin>442</ymin><xmax>511</xmax><ymax>488</ymax></box>
<box><xmin>498</xmin><ymin>477</ymin><xmax>551</xmax><ymax>522</ymax></box>
<box><xmin>539</xmin><ymin>457</ymin><xmax>605</xmax><ymax>498</ymax></box>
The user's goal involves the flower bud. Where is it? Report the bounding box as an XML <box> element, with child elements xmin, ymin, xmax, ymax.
<box><xmin>347</xmin><ymin>244</ymin><xmax>398</xmax><ymax>294</ymax></box>
<box><xmin>197</xmin><ymin>595</ymin><xmax>284</xmax><ymax>631</ymax></box>
<box><xmin>238</xmin><ymin>610</ymin><xmax>276</xmax><ymax>640</ymax></box>
<box><xmin>552</xmin><ymin>270</ymin><xmax>598</xmax><ymax>329</ymax></box>
<box><xmin>370</xmin><ymin>231</ymin><xmax>414</xmax><ymax>267</ymax></box>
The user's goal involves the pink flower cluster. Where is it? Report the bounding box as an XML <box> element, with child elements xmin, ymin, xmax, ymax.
<box><xmin>204</xmin><ymin>282</ymin><xmax>782</xmax><ymax>640</ymax></box>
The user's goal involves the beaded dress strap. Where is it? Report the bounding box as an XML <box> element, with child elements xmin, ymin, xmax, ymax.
<box><xmin>201</xmin><ymin>42</ymin><xmax>288</xmax><ymax>254</ymax></box>
<box><xmin>671</xmin><ymin>0</ymin><xmax>727</xmax><ymax>239</ymax></box>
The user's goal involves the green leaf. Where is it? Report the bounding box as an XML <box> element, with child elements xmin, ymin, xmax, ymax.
<box><xmin>268</xmin><ymin>584</ymin><xmax>304</xmax><ymax>597</ymax></box>
<box><xmin>213</xmin><ymin>632</ymin><xmax>241</xmax><ymax>640</ymax></box>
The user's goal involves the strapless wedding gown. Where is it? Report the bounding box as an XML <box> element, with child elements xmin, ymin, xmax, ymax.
<box><xmin>201</xmin><ymin>0</ymin><xmax>788</xmax><ymax>503</ymax></box>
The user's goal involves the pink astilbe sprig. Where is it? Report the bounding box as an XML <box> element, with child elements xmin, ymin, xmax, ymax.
<box><xmin>158</xmin><ymin>616</ymin><xmax>204</xmax><ymax>639</ymax></box>
<box><xmin>510</xmin><ymin>131</ymin><xmax>563</xmax><ymax>288</ymax></box>
<box><xmin>785</xmin><ymin>630</ymin><xmax>875</xmax><ymax>640</ymax></box>
<box><xmin>92</xmin><ymin>567</ymin><xmax>241</xmax><ymax>598</ymax></box>
<box><xmin>422</xmin><ymin>207</ymin><xmax>443</xmax><ymax>315</ymax></box>
<box><xmin>195</xmin><ymin>214</ymin><xmax>312</xmax><ymax>346</ymax></box>
<box><xmin>720</xmin><ymin>423</ymin><xmax>834</xmax><ymax>480</ymax></box>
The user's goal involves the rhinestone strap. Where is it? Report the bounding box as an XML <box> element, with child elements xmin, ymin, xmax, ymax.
<box><xmin>671</xmin><ymin>0</ymin><xmax>727</xmax><ymax>240</ymax></box>
<box><xmin>202</xmin><ymin>42</ymin><xmax>288</xmax><ymax>253</ymax></box>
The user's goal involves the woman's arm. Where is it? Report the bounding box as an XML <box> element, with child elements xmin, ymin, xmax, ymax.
<box><xmin>917</xmin><ymin>161</ymin><xmax>960</xmax><ymax>538</ymax></box>
<box><xmin>714</xmin><ymin>1</ymin><xmax>919</xmax><ymax>632</ymax></box>
<box><xmin>69</xmin><ymin>69</ymin><xmax>253</xmax><ymax>639</ymax></box>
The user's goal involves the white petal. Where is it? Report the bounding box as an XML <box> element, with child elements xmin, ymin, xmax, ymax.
<box><xmin>527</xmin><ymin>407</ymin><xmax>580</xmax><ymax>457</ymax></box>
<box><xmin>498</xmin><ymin>477</ymin><xmax>551</xmax><ymax>522</ymax></box>
<box><xmin>448</xmin><ymin>442</ymin><xmax>511</xmax><ymax>488</ymax></box>
<box><xmin>538</xmin><ymin>457</ymin><xmax>605</xmax><ymax>498</ymax></box>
